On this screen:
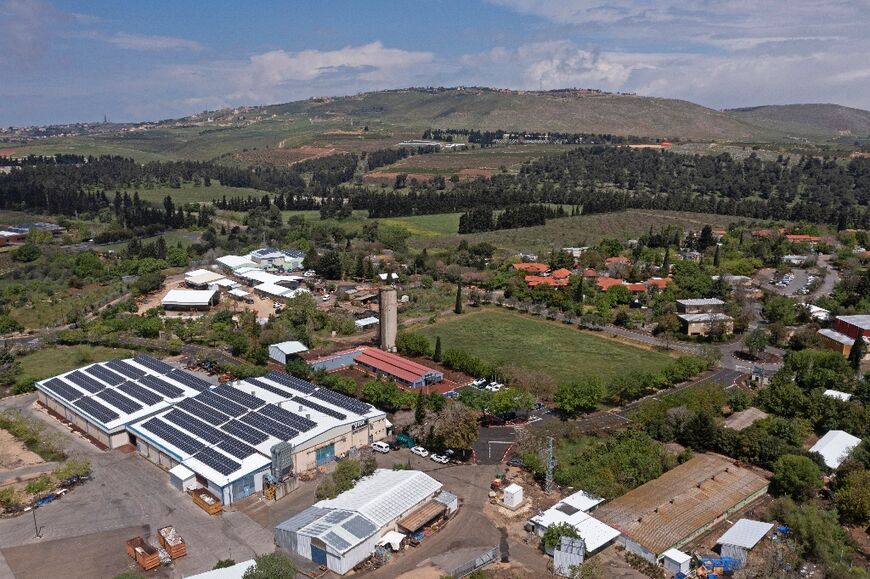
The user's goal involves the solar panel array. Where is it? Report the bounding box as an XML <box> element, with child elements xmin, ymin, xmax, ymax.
<box><xmin>106</xmin><ymin>359</ymin><xmax>146</xmax><ymax>379</ymax></box>
<box><xmin>214</xmin><ymin>384</ymin><xmax>263</xmax><ymax>409</ymax></box>
<box><xmin>343</xmin><ymin>514</ymin><xmax>377</xmax><ymax>539</ymax></box>
<box><xmin>85</xmin><ymin>365</ymin><xmax>125</xmax><ymax>386</ymax></box>
<box><xmin>117</xmin><ymin>381</ymin><xmax>163</xmax><ymax>406</ymax></box>
<box><xmin>166</xmin><ymin>409</ymin><xmax>226</xmax><ymax>444</ymax></box>
<box><xmin>222</xmin><ymin>419</ymin><xmax>269</xmax><ymax>445</ymax></box>
<box><xmin>218</xmin><ymin>437</ymin><xmax>257</xmax><ymax>460</ymax></box>
<box><xmin>240</xmin><ymin>413</ymin><xmax>298</xmax><ymax>440</ymax></box>
<box><xmin>265</xmin><ymin>371</ymin><xmax>316</xmax><ymax>394</ymax></box>
<box><xmin>139</xmin><ymin>374</ymin><xmax>184</xmax><ymax>399</ymax></box>
<box><xmin>244</xmin><ymin>377</ymin><xmax>294</xmax><ymax>398</ymax></box>
<box><xmin>141</xmin><ymin>417</ymin><xmax>205</xmax><ymax>454</ymax></box>
<box><xmin>168</xmin><ymin>369</ymin><xmax>210</xmax><ymax>392</ymax></box>
<box><xmin>312</xmin><ymin>388</ymin><xmax>371</xmax><ymax>415</ymax></box>
<box><xmin>261</xmin><ymin>404</ymin><xmax>316</xmax><ymax>432</ymax></box>
<box><xmin>176</xmin><ymin>398</ymin><xmax>228</xmax><ymax>426</ymax></box>
<box><xmin>133</xmin><ymin>354</ymin><xmax>174</xmax><ymax>374</ymax></box>
<box><xmin>42</xmin><ymin>377</ymin><xmax>83</xmax><ymax>402</ymax></box>
<box><xmin>65</xmin><ymin>371</ymin><xmax>104</xmax><ymax>394</ymax></box>
<box><xmin>294</xmin><ymin>396</ymin><xmax>347</xmax><ymax>420</ymax></box>
<box><xmin>195</xmin><ymin>447</ymin><xmax>240</xmax><ymax>476</ymax></box>
<box><xmin>196</xmin><ymin>391</ymin><xmax>246</xmax><ymax>417</ymax></box>
<box><xmin>74</xmin><ymin>396</ymin><xmax>119</xmax><ymax>423</ymax></box>
<box><xmin>97</xmin><ymin>389</ymin><xmax>142</xmax><ymax>414</ymax></box>
<box><xmin>324</xmin><ymin>531</ymin><xmax>351</xmax><ymax>552</ymax></box>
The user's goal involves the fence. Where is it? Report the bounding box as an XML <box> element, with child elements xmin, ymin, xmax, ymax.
<box><xmin>446</xmin><ymin>545</ymin><xmax>500</xmax><ymax>578</ymax></box>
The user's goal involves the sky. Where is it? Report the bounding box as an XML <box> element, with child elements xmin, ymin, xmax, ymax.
<box><xmin>2</xmin><ymin>0</ymin><xmax>870</xmax><ymax>126</ymax></box>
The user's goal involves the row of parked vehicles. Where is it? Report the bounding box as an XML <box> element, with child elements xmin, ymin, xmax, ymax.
<box><xmin>370</xmin><ymin>441</ymin><xmax>451</xmax><ymax>464</ymax></box>
<box><xmin>469</xmin><ymin>377</ymin><xmax>504</xmax><ymax>392</ymax></box>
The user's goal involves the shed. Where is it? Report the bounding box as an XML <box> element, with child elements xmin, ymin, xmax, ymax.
<box><xmin>553</xmin><ymin>536</ymin><xmax>585</xmax><ymax>577</ymax></box>
<box><xmin>435</xmin><ymin>490</ymin><xmax>458</xmax><ymax>515</ymax></box>
<box><xmin>661</xmin><ymin>548</ymin><xmax>691</xmax><ymax>576</ymax></box>
<box><xmin>268</xmin><ymin>341</ymin><xmax>309</xmax><ymax>365</ymax></box>
<box><xmin>354</xmin><ymin>316</ymin><xmax>380</xmax><ymax>329</ymax></box>
<box><xmin>809</xmin><ymin>430</ymin><xmax>862</xmax><ymax>469</ymax></box>
<box><xmin>161</xmin><ymin>289</ymin><xmax>218</xmax><ymax>310</ymax></box>
<box><xmin>502</xmin><ymin>483</ymin><xmax>523</xmax><ymax>509</ymax></box>
<box><xmin>169</xmin><ymin>464</ymin><xmax>197</xmax><ymax>492</ymax></box>
<box><xmin>716</xmin><ymin>519</ymin><xmax>773</xmax><ymax>568</ymax></box>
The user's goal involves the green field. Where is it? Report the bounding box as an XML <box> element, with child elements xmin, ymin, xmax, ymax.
<box><xmin>381</xmin><ymin>213</ymin><xmax>463</xmax><ymax>237</ymax></box>
<box><xmin>413</xmin><ymin>308</ymin><xmax>675</xmax><ymax>385</ymax></box>
<box><xmin>9</xmin><ymin>283</ymin><xmax>123</xmax><ymax>329</ymax></box>
<box><xmin>95</xmin><ymin>229</ymin><xmax>200</xmax><ymax>253</ymax></box>
<box><xmin>17</xmin><ymin>345</ymin><xmax>133</xmax><ymax>384</ymax></box>
<box><xmin>124</xmin><ymin>181</ymin><xmax>269</xmax><ymax>204</ymax></box>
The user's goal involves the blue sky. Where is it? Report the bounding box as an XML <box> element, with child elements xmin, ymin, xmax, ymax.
<box><xmin>2</xmin><ymin>0</ymin><xmax>869</xmax><ymax>126</ymax></box>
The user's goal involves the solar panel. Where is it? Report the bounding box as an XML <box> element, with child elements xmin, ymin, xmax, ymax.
<box><xmin>165</xmin><ymin>409</ymin><xmax>226</xmax><ymax>443</ymax></box>
<box><xmin>65</xmin><ymin>371</ymin><xmax>104</xmax><ymax>394</ymax></box>
<box><xmin>261</xmin><ymin>404</ymin><xmax>316</xmax><ymax>432</ymax></box>
<box><xmin>106</xmin><ymin>359</ymin><xmax>146</xmax><ymax>379</ymax></box>
<box><xmin>265</xmin><ymin>371</ymin><xmax>317</xmax><ymax>394</ymax></box>
<box><xmin>167</xmin><ymin>369</ymin><xmax>210</xmax><ymax>392</ymax></box>
<box><xmin>117</xmin><ymin>381</ymin><xmax>163</xmax><ymax>405</ymax></box>
<box><xmin>218</xmin><ymin>438</ymin><xmax>257</xmax><ymax>460</ymax></box>
<box><xmin>195</xmin><ymin>391</ymin><xmax>246</xmax><ymax>417</ymax></box>
<box><xmin>73</xmin><ymin>397</ymin><xmax>119</xmax><ymax>423</ymax></box>
<box><xmin>240</xmin><ymin>413</ymin><xmax>298</xmax><ymax>441</ymax></box>
<box><xmin>213</xmin><ymin>384</ymin><xmax>263</xmax><ymax>409</ymax></box>
<box><xmin>42</xmin><ymin>377</ymin><xmax>84</xmax><ymax>402</ymax></box>
<box><xmin>141</xmin><ymin>417</ymin><xmax>204</xmax><ymax>455</ymax></box>
<box><xmin>97</xmin><ymin>389</ymin><xmax>142</xmax><ymax>414</ymax></box>
<box><xmin>312</xmin><ymin>388</ymin><xmax>371</xmax><ymax>415</ymax></box>
<box><xmin>342</xmin><ymin>515</ymin><xmax>377</xmax><ymax>539</ymax></box>
<box><xmin>133</xmin><ymin>354</ymin><xmax>174</xmax><ymax>374</ymax></box>
<box><xmin>222</xmin><ymin>419</ymin><xmax>269</xmax><ymax>445</ymax></box>
<box><xmin>293</xmin><ymin>396</ymin><xmax>347</xmax><ymax>420</ymax></box>
<box><xmin>85</xmin><ymin>365</ymin><xmax>126</xmax><ymax>386</ymax></box>
<box><xmin>324</xmin><ymin>531</ymin><xmax>351</xmax><ymax>552</ymax></box>
<box><xmin>138</xmin><ymin>374</ymin><xmax>183</xmax><ymax>399</ymax></box>
<box><xmin>177</xmin><ymin>397</ymin><xmax>228</xmax><ymax>425</ymax></box>
<box><xmin>245</xmin><ymin>377</ymin><xmax>294</xmax><ymax>398</ymax></box>
<box><xmin>195</xmin><ymin>447</ymin><xmax>240</xmax><ymax>476</ymax></box>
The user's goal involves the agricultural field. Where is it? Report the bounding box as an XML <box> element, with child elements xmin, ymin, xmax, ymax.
<box><xmin>95</xmin><ymin>229</ymin><xmax>200</xmax><ymax>253</ymax></box>
<box><xmin>380</xmin><ymin>213</ymin><xmax>463</xmax><ymax>237</ymax></box>
<box><xmin>121</xmin><ymin>180</ymin><xmax>268</xmax><ymax>205</ymax></box>
<box><xmin>417</xmin><ymin>209</ymin><xmax>764</xmax><ymax>253</ymax></box>
<box><xmin>16</xmin><ymin>345</ymin><xmax>133</xmax><ymax>385</ymax></box>
<box><xmin>412</xmin><ymin>308</ymin><xmax>675</xmax><ymax>385</ymax></box>
<box><xmin>8</xmin><ymin>283</ymin><xmax>124</xmax><ymax>329</ymax></box>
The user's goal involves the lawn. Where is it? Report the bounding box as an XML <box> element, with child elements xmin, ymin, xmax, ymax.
<box><xmin>17</xmin><ymin>345</ymin><xmax>133</xmax><ymax>384</ymax></box>
<box><xmin>412</xmin><ymin>308</ymin><xmax>675</xmax><ymax>385</ymax></box>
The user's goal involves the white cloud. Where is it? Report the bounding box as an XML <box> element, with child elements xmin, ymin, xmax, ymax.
<box><xmin>107</xmin><ymin>32</ymin><xmax>203</xmax><ymax>51</ymax></box>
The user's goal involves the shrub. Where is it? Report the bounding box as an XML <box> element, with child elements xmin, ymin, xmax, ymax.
<box><xmin>396</xmin><ymin>331</ymin><xmax>432</xmax><ymax>357</ymax></box>
<box><xmin>25</xmin><ymin>474</ymin><xmax>53</xmax><ymax>495</ymax></box>
<box><xmin>54</xmin><ymin>458</ymin><xmax>91</xmax><ymax>481</ymax></box>
<box><xmin>771</xmin><ymin>455</ymin><xmax>822</xmax><ymax>500</ymax></box>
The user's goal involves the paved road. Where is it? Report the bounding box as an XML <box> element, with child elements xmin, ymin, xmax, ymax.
<box><xmin>808</xmin><ymin>254</ymin><xmax>839</xmax><ymax>302</ymax></box>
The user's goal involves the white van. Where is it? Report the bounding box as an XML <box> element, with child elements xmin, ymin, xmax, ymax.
<box><xmin>370</xmin><ymin>441</ymin><xmax>390</xmax><ymax>454</ymax></box>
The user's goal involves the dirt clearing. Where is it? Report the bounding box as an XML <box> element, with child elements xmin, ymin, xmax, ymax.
<box><xmin>0</xmin><ymin>429</ymin><xmax>43</xmax><ymax>471</ymax></box>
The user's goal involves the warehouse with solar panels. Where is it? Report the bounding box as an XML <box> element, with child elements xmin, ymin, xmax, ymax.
<box><xmin>35</xmin><ymin>355</ymin><xmax>210</xmax><ymax>449</ymax></box>
<box><xmin>36</xmin><ymin>357</ymin><xmax>388</xmax><ymax>506</ymax></box>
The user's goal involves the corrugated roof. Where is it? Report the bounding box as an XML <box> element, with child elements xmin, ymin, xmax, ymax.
<box><xmin>661</xmin><ymin>548</ymin><xmax>691</xmax><ymax>564</ymax></box>
<box><xmin>397</xmin><ymin>500</ymin><xmax>446</xmax><ymax>532</ymax></box>
<box><xmin>716</xmin><ymin>519</ymin><xmax>773</xmax><ymax>549</ymax></box>
<box><xmin>593</xmin><ymin>454</ymin><xmax>768</xmax><ymax>556</ymax></box>
<box><xmin>161</xmin><ymin>289</ymin><xmax>217</xmax><ymax>306</ymax></box>
<box><xmin>809</xmin><ymin>430</ymin><xmax>861</xmax><ymax>469</ymax></box>
<box><xmin>355</xmin><ymin>348</ymin><xmax>440</xmax><ymax>384</ymax></box>
<box><xmin>676</xmin><ymin>298</ymin><xmax>725</xmax><ymax>306</ymax></box>
<box><xmin>271</xmin><ymin>341</ymin><xmax>309</xmax><ymax>355</ymax></box>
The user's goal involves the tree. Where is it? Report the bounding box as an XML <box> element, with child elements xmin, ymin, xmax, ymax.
<box><xmin>213</xmin><ymin>560</ymin><xmax>236</xmax><ymax>569</ymax></box>
<box><xmin>771</xmin><ymin>455</ymin><xmax>822</xmax><ymax>500</ymax></box>
<box><xmin>415</xmin><ymin>390</ymin><xmax>426</xmax><ymax>424</ymax></box>
<box><xmin>848</xmin><ymin>336</ymin><xmax>866</xmax><ymax>374</ymax></box>
<box><xmin>242</xmin><ymin>552</ymin><xmax>297</xmax><ymax>579</ymax></box>
<box><xmin>433</xmin><ymin>336</ymin><xmax>442</xmax><ymax>363</ymax></box>
<box><xmin>433</xmin><ymin>403</ymin><xmax>478</xmax><ymax>449</ymax></box>
<box><xmin>656</xmin><ymin>313</ymin><xmax>681</xmax><ymax>350</ymax></box>
<box><xmin>454</xmin><ymin>282</ymin><xmax>463</xmax><ymax>314</ymax></box>
<box><xmin>661</xmin><ymin>245</ymin><xmax>670</xmax><ymax>273</ymax></box>
<box><xmin>13</xmin><ymin>243</ymin><xmax>41</xmax><ymax>262</ymax></box>
<box><xmin>834</xmin><ymin>469</ymin><xmax>870</xmax><ymax>524</ymax></box>
<box><xmin>744</xmin><ymin>328</ymin><xmax>769</xmax><ymax>359</ymax></box>
<box><xmin>542</xmin><ymin>522</ymin><xmax>579</xmax><ymax>551</ymax></box>
<box><xmin>713</xmin><ymin>244</ymin><xmax>721</xmax><ymax>267</ymax></box>
<box><xmin>554</xmin><ymin>379</ymin><xmax>606</xmax><ymax>416</ymax></box>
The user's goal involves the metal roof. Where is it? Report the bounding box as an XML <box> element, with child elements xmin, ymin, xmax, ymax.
<box><xmin>661</xmin><ymin>548</ymin><xmax>691</xmax><ymax>564</ymax></box>
<box><xmin>161</xmin><ymin>289</ymin><xmax>217</xmax><ymax>306</ymax></box>
<box><xmin>836</xmin><ymin>314</ymin><xmax>870</xmax><ymax>330</ymax></box>
<box><xmin>676</xmin><ymin>298</ymin><xmax>725</xmax><ymax>306</ymax></box>
<box><xmin>716</xmin><ymin>519</ymin><xmax>773</xmax><ymax>549</ymax></box>
<box><xmin>678</xmin><ymin>313</ymin><xmax>733</xmax><ymax>323</ymax></box>
<box><xmin>823</xmin><ymin>389</ymin><xmax>853</xmax><ymax>402</ymax></box>
<box><xmin>270</xmin><ymin>341</ymin><xmax>309</xmax><ymax>355</ymax></box>
<box><xmin>809</xmin><ymin>430</ymin><xmax>861</xmax><ymax>469</ymax></box>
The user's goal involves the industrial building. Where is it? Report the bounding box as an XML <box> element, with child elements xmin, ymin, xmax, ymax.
<box><xmin>593</xmin><ymin>454</ymin><xmax>769</xmax><ymax>563</ymax></box>
<box><xmin>161</xmin><ymin>288</ymin><xmax>220</xmax><ymax>311</ymax></box>
<box><xmin>129</xmin><ymin>370</ymin><xmax>387</xmax><ymax>505</ymax></box>
<box><xmin>35</xmin><ymin>355</ymin><xmax>210</xmax><ymax>449</ymax></box>
<box><xmin>818</xmin><ymin>314</ymin><xmax>870</xmax><ymax>357</ymax></box>
<box><xmin>216</xmin><ymin>248</ymin><xmax>305</xmax><ymax>273</ymax></box>
<box><xmin>809</xmin><ymin>430</ymin><xmax>862</xmax><ymax>469</ymax></box>
<box><xmin>677</xmin><ymin>312</ymin><xmax>734</xmax><ymax>336</ymax></box>
<box><xmin>184</xmin><ymin>269</ymin><xmax>229</xmax><ymax>289</ymax></box>
<box><xmin>676</xmin><ymin>298</ymin><xmax>725</xmax><ymax>314</ymax></box>
<box><xmin>528</xmin><ymin>490</ymin><xmax>620</xmax><ymax>555</ymax></box>
<box><xmin>716</xmin><ymin>519</ymin><xmax>773</xmax><ymax>568</ymax></box>
<box><xmin>308</xmin><ymin>347</ymin><xmax>443</xmax><ymax>389</ymax></box>
<box><xmin>275</xmin><ymin>469</ymin><xmax>449</xmax><ymax>575</ymax></box>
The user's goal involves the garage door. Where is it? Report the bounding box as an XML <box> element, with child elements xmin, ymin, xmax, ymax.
<box><xmin>311</xmin><ymin>545</ymin><xmax>327</xmax><ymax>565</ymax></box>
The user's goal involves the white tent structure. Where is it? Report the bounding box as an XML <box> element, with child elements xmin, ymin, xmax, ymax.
<box><xmin>268</xmin><ymin>341</ymin><xmax>309</xmax><ymax>365</ymax></box>
<box><xmin>809</xmin><ymin>430</ymin><xmax>862</xmax><ymax>469</ymax></box>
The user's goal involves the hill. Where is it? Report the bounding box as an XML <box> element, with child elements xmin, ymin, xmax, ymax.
<box><xmin>726</xmin><ymin>104</ymin><xmax>870</xmax><ymax>139</ymax></box>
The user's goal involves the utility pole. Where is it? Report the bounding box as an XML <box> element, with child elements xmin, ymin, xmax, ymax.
<box><xmin>32</xmin><ymin>509</ymin><xmax>42</xmax><ymax>538</ymax></box>
<box><xmin>545</xmin><ymin>436</ymin><xmax>555</xmax><ymax>494</ymax></box>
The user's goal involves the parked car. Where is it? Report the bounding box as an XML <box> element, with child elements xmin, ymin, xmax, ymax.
<box><xmin>410</xmin><ymin>446</ymin><xmax>429</xmax><ymax>458</ymax></box>
<box><xmin>388</xmin><ymin>441</ymin><xmax>401</xmax><ymax>451</ymax></box>
<box><xmin>370</xmin><ymin>441</ymin><xmax>390</xmax><ymax>454</ymax></box>
<box><xmin>431</xmin><ymin>454</ymin><xmax>449</xmax><ymax>464</ymax></box>
<box><xmin>471</xmin><ymin>378</ymin><xmax>487</xmax><ymax>388</ymax></box>
<box><xmin>506</xmin><ymin>456</ymin><xmax>525</xmax><ymax>468</ymax></box>
<box><xmin>321</xmin><ymin>294</ymin><xmax>331</xmax><ymax>302</ymax></box>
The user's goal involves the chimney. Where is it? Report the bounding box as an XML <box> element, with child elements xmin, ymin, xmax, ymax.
<box><xmin>379</xmin><ymin>287</ymin><xmax>398</xmax><ymax>352</ymax></box>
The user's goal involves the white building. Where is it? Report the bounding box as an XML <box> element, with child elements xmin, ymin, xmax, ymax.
<box><xmin>184</xmin><ymin>559</ymin><xmax>255</xmax><ymax>579</ymax></box>
<box><xmin>161</xmin><ymin>289</ymin><xmax>219</xmax><ymax>311</ymax></box>
<box><xmin>184</xmin><ymin>269</ymin><xmax>227</xmax><ymax>289</ymax></box>
<box><xmin>528</xmin><ymin>490</ymin><xmax>620</xmax><ymax>554</ymax></box>
<box><xmin>809</xmin><ymin>430</ymin><xmax>862</xmax><ymax>469</ymax></box>
<box><xmin>660</xmin><ymin>548</ymin><xmax>692</xmax><ymax>576</ymax></box>
<box><xmin>716</xmin><ymin>519</ymin><xmax>773</xmax><ymax>568</ymax></box>
<box><xmin>823</xmin><ymin>389</ymin><xmax>853</xmax><ymax>402</ymax></box>
<box><xmin>268</xmin><ymin>341</ymin><xmax>309</xmax><ymax>365</ymax></box>
<box><xmin>275</xmin><ymin>469</ymin><xmax>446</xmax><ymax>574</ymax></box>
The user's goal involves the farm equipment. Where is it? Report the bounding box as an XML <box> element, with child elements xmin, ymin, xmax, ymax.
<box><xmin>126</xmin><ymin>537</ymin><xmax>160</xmax><ymax>571</ymax></box>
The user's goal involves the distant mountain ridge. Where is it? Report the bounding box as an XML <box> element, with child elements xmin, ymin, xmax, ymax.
<box><xmin>725</xmin><ymin>103</ymin><xmax>870</xmax><ymax>139</ymax></box>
